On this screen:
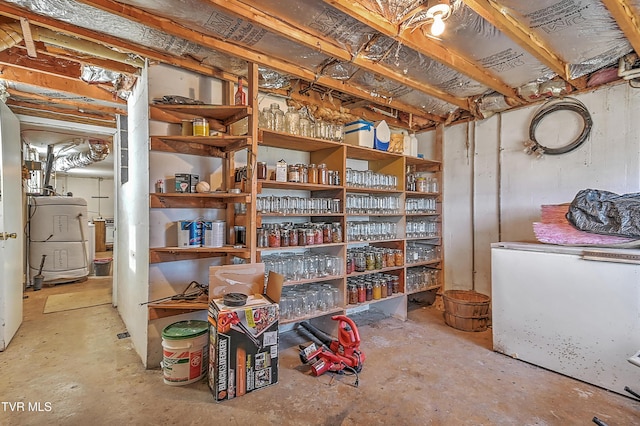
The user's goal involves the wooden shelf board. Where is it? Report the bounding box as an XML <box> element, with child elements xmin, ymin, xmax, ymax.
<box><xmin>283</xmin><ymin>274</ymin><xmax>344</xmax><ymax>286</ymax></box>
<box><xmin>407</xmin><ymin>285</ymin><xmax>442</xmax><ymax>296</ymax></box>
<box><xmin>259</xmin><ymin>180</ymin><xmax>343</xmax><ymax>192</ymax></box>
<box><xmin>346</xmin><ymin>213</ymin><xmax>403</xmax><ymax>217</ymax></box>
<box><xmin>279</xmin><ymin>307</ymin><xmax>344</xmax><ymax>325</ymax></box>
<box><xmin>405</xmin><ymin>156</ymin><xmax>441</xmax><ymax>171</ymax></box>
<box><xmin>345</xmin><ymin>186</ymin><xmax>403</xmax><ymax>194</ymax></box>
<box><xmin>405</xmin><ymin>191</ymin><xmax>440</xmax><ymax>197</ymax></box>
<box><xmin>347</xmin><ymin>238</ymin><xmax>404</xmax><ymax>244</ymax></box>
<box><xmin>258</xmin><ymin>242</ymin><xmax>345</xmax><ymax>251</ymax></box>
<box><xmin>406</xmin><ymin>259</ymin><xmax>442</xmax><ymax>268</ymax></box>
<box><xmin>347</xmin><ymin>265</ymin><xmax>404</xmax><ymax>277</ymax></box>
<box><xmin>147</xmin><ymin>299</ymin><xmax>208</xmax><ymax>320</ymax></box>
<box><xmin>345</xmin><ymin>145</ymin><xmax>404</xmax><ymax>161</ymax></box>
<box><xmin>150</xmin><ymin>192</ymin><xmax>250</xmax><ymax>209</ymax></box>
<box><xmin>151</xmin><ymin>135</ymin><xmax>250</xmax><ymax>155</ymax></box>
<box><xmin>406</xmin><ymin>212</ymin><xmax>439</xmax><ymax>217</ymax></box>
<box><xmin>345</xmin><ymin>292</ymin><xmax>405</xmax><ymax>309</ymax></box>
<box><xmin>259</xmin><ymin>130</ymin><xmax>343</xmax><ymax>152</ymax></box>
<box><xmin>151</xmin><ymin>104</ymin><xmax>251</xmax><ymax>124</ymax></box>
<box><xmin>259</xmin><ymin>212</ymin><xmax>343</xmax><ymax>218</ymax></box>
<box><xmin>150</xmin><ymin>246</ymin><xmax>250</xmax><ymax>263</ymax></box>
<box><xmin>405</xmin><ymin>236</ymin><xmax>441</xmax><ymax>241</ymax></box>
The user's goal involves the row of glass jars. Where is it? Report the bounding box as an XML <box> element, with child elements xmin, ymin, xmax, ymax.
<box><xmin>279</xmin><ymin>283</ymin><xmax>341</xmax><ymax>320</ymax></box>
<box><xmin>406</xmin><ymin>243</ymin><xmax>441</xmax><ymax>264</ymax></box>
<box><xmin>406</xmin><ymin>219</ymin><xmax>439</xmax><ymax>238</ymax></box>
<box><xmin>345</xmin><ymin>168</ymin><xmax>398</xmax><ymax>190</ymax></box>
<box><xmin>407</xmin><ymin>171</ymin><xmax>439</xmax><ymax>193</ymax></box>
<box><xmin>346</xmin><ymin>247</ymin><xmax>404</xmax><ymax>274</ymax></box>
<box><xmin>263</xmin><ymin>252</ymin><xmax>343</xmax><ymax>281</ymax></box>
<box><xmin>257</xmin><ymin>196</ymin><xmax>341</xmax><ymax>215</ymax></box>
<box><xmin>278</xmin><ymin>162</ymin><xmax>339</xmax><ymax>186</ymax></box>
<box><xmin>347</xmin><ymin>221</ymin><xmax>398</xmax><ymax>242</ymax></box>
<box><xmin>406</xmin><ymin>267</ymin><xmax>440</xmax><ymax>293</ymax></box>
<box><xmin>347</xmin><ymin>274</ymin><xmax>400</xmax><ymax>305</ymax></box>
<box><xmin>405</xmin><ymin>197</ymin><xmax>438</xmax><ymax>214</ymax></box>
<box><xmin>346</xmin><ymin>194</ymin><xmax>401</xmax><ymax>215</ymax></box>
<box><xmin>257</xmin><ymin>223</ymin><xmax>343</xmax><ymax>248</ymax></box>
<box><xmin>259</xmin><ymin>103</ymin><xmax>344</xmax><ymax>141</ymax></box>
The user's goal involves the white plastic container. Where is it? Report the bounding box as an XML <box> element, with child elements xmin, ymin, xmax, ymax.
<box><xmin>373</xmin><ymin>120</ymin><xmax>390</xmax><ymax>151</ymax></box>
<box><xmin>161</xmin><ymin>320</ymin><xmax>209</xmax><ymax>386</ymax></box>
<box><xmin>343</xmin><ymin>119</ymin><xmax>374</xmax><ymax>148</ymax></box>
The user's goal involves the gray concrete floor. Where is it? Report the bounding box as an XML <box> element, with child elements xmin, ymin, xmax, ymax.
<box><xmin>1</xmin><ymin>276</ymin><xmax>639</xmax><ymax>425</ymax></box>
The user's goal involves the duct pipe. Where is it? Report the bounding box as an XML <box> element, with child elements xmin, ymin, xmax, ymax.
<box><xmin>54</xmin><ymin>139</ymin><xmax>110</xmax><ymax>172</ymax></box>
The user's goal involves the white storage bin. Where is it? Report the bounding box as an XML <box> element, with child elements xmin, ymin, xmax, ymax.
<box><xmin>343</xmin><ymin>119</ymin><xmax>374</xmax><ymax>148</ymax></box>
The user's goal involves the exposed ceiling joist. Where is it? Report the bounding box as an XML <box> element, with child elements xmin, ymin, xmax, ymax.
<box><xmin>6</xmin><ymin>98</ymin><xmax>115</xmax><ymax>122</ymax></box>
<box><xmin>40</xmin><ymin>44</ymin><xmax>139</xmax><ymax>76</ymax></box>
<box><xmin>602</xmin><ymin>0</ymin><xmax>640</xmax><ymax>56</ymax></box>
<box><xmin>0</xmin><ymin>63</ymin><xmax>124</xmax><ymax>104</ymax></box>
<box><xmin>324</xmin><ymin>0</ymin><xmax>521</xmax><ymax>101</ymax></box>
<box><xmin>209</xmin><ymin>0</ymin><xmax>469</xmax><ymax>110</ymax></box>
<box><xmin>462</xmin><ymin>0</ymin><xmax>573</xmax><ymax>84</ymax></box>
<box><xmin>78</xmin><ymin>0</ymin><xmax>444</xmax><ymax>122</ymax></box>
<box><xmin>0</xmin><ymin>2</ymin><xmax>234</xmax><ymax>83</ymax></box>
<box><xmin>7</xmin><ymin>88</ymin><xmax>126</xmax><ymax>115</ymax></box>
<box><xmin>0</xmin><ymin>47</ymin><xmax>82</xmax><ymax>81</ymax></box>
<box><xmin>8</xmin><ymin>104</ymin><xmax>116</xmax><ymax>128</ymax></box>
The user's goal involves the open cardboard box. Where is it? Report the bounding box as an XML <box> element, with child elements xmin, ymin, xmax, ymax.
<box><xmin>207</xmin><ymin>263</ymin><xmax>283</xmax><ymax>402</ymax></box>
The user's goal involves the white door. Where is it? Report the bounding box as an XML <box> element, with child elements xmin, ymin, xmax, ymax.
<box><xmin>0</xmin><ymin>102</ymin><xmax>24</xmax><ymax>351</ymax></box>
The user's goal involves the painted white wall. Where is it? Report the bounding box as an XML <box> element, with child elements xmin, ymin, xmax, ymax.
<box><xmin>116</xmin><ymin>65</ymin><xmax>151</xmax><ymax>366</ymax></box>
<box><xmin>441</xmin><ymin>83</ymin><xmax>640</xmax><ymax>296</ymax></box>
<box><xmin>55</xmin><ymin>176</ymin><xmax>115</xmax><ymax>221</ymax></box>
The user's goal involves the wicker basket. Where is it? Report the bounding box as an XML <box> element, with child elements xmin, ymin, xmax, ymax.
<box><xmin>442</xmin><ymin>290</ymin><xmax>491</xmax><ymax>332</ymax></box>
<box><xmin>443</xmin><ymin>311</ymin><xmax>489</xmax><ymax>332</ymax></box>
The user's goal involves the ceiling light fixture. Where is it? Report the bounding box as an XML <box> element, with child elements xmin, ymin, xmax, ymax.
<box><xmin>424</xmin><ymin>0</ymin><xmax>452</xmax><ymax>37</ymax></box>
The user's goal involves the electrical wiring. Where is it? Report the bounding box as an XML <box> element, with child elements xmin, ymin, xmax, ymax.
<box><xmin>523</xmin><ymin>97</ymin><xmax>593</xmax><ymax>157</ymax></box>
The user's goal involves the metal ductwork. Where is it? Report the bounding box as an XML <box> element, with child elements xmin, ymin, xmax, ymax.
<box><xmin>53</xmin><ymin>139</ymin><xmax>110</xmax><ymax>172</ymax></box>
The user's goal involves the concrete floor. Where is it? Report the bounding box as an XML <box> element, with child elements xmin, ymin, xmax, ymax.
<box><xmin>1</xmin><ymin>277</ymin><xmax>639</xmax><ymax>425</ymax></box>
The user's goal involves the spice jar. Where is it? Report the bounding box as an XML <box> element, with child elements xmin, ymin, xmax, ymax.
<box><xmin>394</xmin><ymin>249</ymin><xmax>404</xmax><ymax>266</ymax></box>
<box><xmin>392</xmin><ymin>276</ymin><xmax>400</xmax><ymax>293</ymax></box>
<box><xmin>346</xmin><ymin>254</ymin><xmax>354</xmax><ymax>274</ymax></box>
<box><xmin>348</xmin><ymin>284</ymin><xmax>358</xmax><ymax>305</ymax></box>
<box><xmin>372</xmin><ymin>281</ymin><xmax>381</xmax><ymax>300</ymax></box>
<box><xmin>288</xmin><ymin>164</ymin><xmax>300</xmax><ymax>183</ymax></box>
<box><xmin>386</xmin><ymin>249</ymin><xmax>395</xmax><ymax>267</ymax></box>
<box><xmin>257</xmin><ymin>162</ymin><xmax>267</xmax><ymax>180</ymax></box>
<box><xmin>322</xmin><ymin>223</ymin><xmax>333</xmax><ymax>244</ymax></box>
<box><xmin>318</xmin><ymin>163</ymin><xmax>328</xmax><ymax>185</ymax></box>
<box><xmin>308</xmin><ymin>164</ymin><xmax>318</xmax><ymax>184</ymax></box>
<box><xmin>375</xmin><ymin>251</ymin><xmax>384</xmax><ymax>270</ymax></box>
<box><xmin>365</xmin><ymin>252</ymin><xmax>375</xmax><ymax>271</ymax></box>
<box><xmin>380</xmin><ymin>278</ymin><xmax>388</xmax><ymax>298</ymax></box>
<box><xmin>331</xmin><ymin>223</ymin><xmax>342</xmax><ymax>243</ymax></box>
<box><xmin>299</xmin><ymin>164</ymin><xmax>308</xmax><ymax>184</ymax></box>
<box><xmin>357</xmin><ymin>283</ymin><xmax>366</xmax><ymax>303</ymax></box>
<box><xmin>386</xmin><ymin>276</ymin><xmax>394</xmax><ymax>296</ymax></box>
<box><xmin>354</xmin><ymin>252</ymin><xmax>366</xmax><ymax>272</ymax></box>
<box><xmin>365</xmin><ymin>282</ymin><xmax>373</xmax><ymax>301</ymax></box>
<box><xmin>314</xmin><ymin>225</ymin><xmax>323</xmax><ymax>245</ymax></box>
<box><xmin>289</xmin><ymin>228</ymin><xmax>298</xmax><ymax>247</ymax></box>
<box><xmin>305</xmin><ymin>229</ymin><xmax>315</xmax><ymax>246</ymax></box>
<box><xmin>280</xmin><ymin>226</ymin><xmax>290</xmax><ymax>247</ymax></box>
<box><xmin>268</xmin><ymin>226</ymin><xmax>281</xmax><ymax>248</ymax></box>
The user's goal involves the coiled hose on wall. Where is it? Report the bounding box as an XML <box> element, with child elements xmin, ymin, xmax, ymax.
<box><xmin>527</xmin><ymin>97</ymin><xmax>593</xmax><ymax>156</ymax></box>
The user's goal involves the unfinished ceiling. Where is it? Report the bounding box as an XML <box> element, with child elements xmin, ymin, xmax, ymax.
<box><xmin>1</xmin><ymin>0</ymin><xmax>640</xmax><ymax>133</ymax></box>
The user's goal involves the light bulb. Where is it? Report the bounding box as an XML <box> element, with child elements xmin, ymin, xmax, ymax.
<box><xmin>431</xmin><ymin>15</ymin><xmax>446</xmax><ymax>36</ymax></box>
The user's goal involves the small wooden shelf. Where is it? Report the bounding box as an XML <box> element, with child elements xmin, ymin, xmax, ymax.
<box><xmin>151</xmin><ymin>104</ymin><xmax>251</xmax><ymax>125</ymax></box>
<box><xmin>345</xmin><ymin>186</ymin><xmax>402</xmax><ymax>195</ymax></box>
<box><xmin>259</xmin><ymin>130</ymin><xmax>343</xmax><ymax>152</ymax></box>
<box><xmin>406</xmin><ymin>212</ymin><xmax>439</xmax><ymax>217</ymax></box>
<box><xmin>147</xmin><ymin>299</ymin><xmax>208</xmax><ymax>320</ymax></box>
<box><xmin>258</xmin><ymin>242</ymin><xmax>345</xmax><ymax>251</ymax></box>
<box><xmin>346</xmin><ymin>213</ymin><xmax>403</xmax><ymax>217</ymax></box>
<box><xmin>345</xmin><ymin>292</ymin><xmax>405</xmax><ymax>309</ymax></box>
<box><xmin>346</xmin><ymin>145</ymin><xmax>404</xmax><ymax>161</ymax></box>
<box><xmin>279</xmin><ymin>307</ymin><xmax>344</xmax><ymax>326</ymax></box>
<box><xmin>347</xmin><ymin>238</ymin><xmax>404</xmax><ymax>244</ymax></box>
<box><xmin>150</xmin><ymin>192</ymin><xmax>250</xmax><ymax>209</ymax></box>
<box><xmin>406</xmin><ymin>259</ymin><xmax>442</xmax><ymax>268</ymax></box>
<box><xmin>405</xmin><ymin>156</ymin><xmax>441</xmax><ymax>172</ymax></box>
<box><xmin>151</xmin><ymin>135</ymin><xmax>250</xmax><ymax>157</ymax></box>
<box><xmin>407</xmin><ymin>284</ymin><xmax>442</xmax><ymax>296</ymax></box>
<box><xmin>347</xmin><ymin>265</ymin><xmax>404</xmax><ymax>277</ymax></box>
<box><xmin>150</xmin><ymin>246</ymin><xmax>250</xmax><ymax>263</ymax></box>
<box><xmin>283</xmin><ymin>274</ymin><xmax>344</xmax><ymax>286</ymax></box>
<box><xmin>405</xmin><ymin>191</ymin><xmax>440</xmax><ymax>197</ymax></box>
<box><xmin>259</xmin><ymin>212</ymin><xmax>343</xmax><ymax>218</ymax></box>
<box><xmin>259</xmin><ymin>180</ymin><xmax>343</xmax><ymax>192</ymax></box>
<box><xmin>406</xmin><ymin>236</ymin><xmax>441</xmax><ymax>241</ymax></box>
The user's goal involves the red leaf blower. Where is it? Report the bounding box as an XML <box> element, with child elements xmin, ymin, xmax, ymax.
<box><xmin>298</xmin><ymin>315</ymin><xmax>365</xmax><ymax>386</ymax></box>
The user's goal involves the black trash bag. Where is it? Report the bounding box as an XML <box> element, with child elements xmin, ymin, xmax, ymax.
<box><xmin>566</xmin><ymin>189</ymin><xmax>640</xmax><ymax>238</ymax></box>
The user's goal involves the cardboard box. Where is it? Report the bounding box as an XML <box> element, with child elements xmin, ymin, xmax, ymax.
<box><xmin>343</xmin><ymin>119</ymin><xmax>374</xmax><ymax>148</ymax></box>
<box><xmin>275</xmin><ymin>160</ymin><xmax>287</xmax><ymax>182</ymax></box>
<box><xmin>189</xmin><ymin>174</ymin><xmax>200</xmax><ymax>193</ymax></box>
<box><xmin>208</xmin><ymin>264</ymin><xmax>283</xmax><ymax>402</ymax></box>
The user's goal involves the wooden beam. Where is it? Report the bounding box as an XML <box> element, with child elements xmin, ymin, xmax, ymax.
<box><xmin>42</xmin><ymin>45</ymin><xmax>139</xmax><ymax>76</ymax></box>
<box><xmin>6</xmin><ymin>88</ymin><xmax>126</xmax><ymax>115</ymax></box>
<box><xmin>602</xmin><ymin>0</ymin><xmax>640</xmax><ymax>56</ymax></box>
<box><xmin>77</xmin><ymin>0</ymin><xmax>445</xmax><ymax>121</ymax></box>
<box><xmin>0</xmin><ymin>47</ymin><xmax>82</xmax><ymax>80</ymax></box>
<box><xmin>0</xmin><ymin>64</ymin><xmax>124</xmax><ymax>104</ymax></box>
<box><xmin>7</xmin><ymin>105</ymin><xmax>116</xmax><ymax>127</ymax></box>
<box><xmin>6</xmin><ymin>98</ymin><xmax>115</xmax><ymax>121</ymax></box>
<box><xmin>208</xmin><ymin>0</ymin><xmax>468</xmax><ymax>110</ymax></box>
<box><xmin>462</xmin><ymin>0</ymin><xmax>570</xmax><ymax>81</ymax></box>
<box><xmin>0</xmin><ymin>1</ymin><xmax>235</xmax><ymax>83</ymax></box>
<box><xmin>19</xmin><ymin>17</ymin><xmax>36</xmax><ymax>57</ymax></box>
<box><xmin>324</xmin><ymin>0</ymin><xmax>521</xmax><ymax>100</ymax></box>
